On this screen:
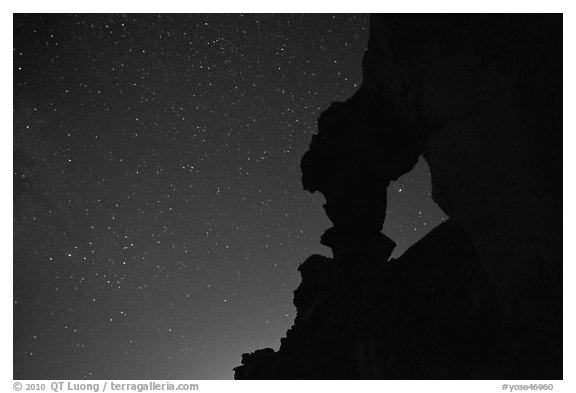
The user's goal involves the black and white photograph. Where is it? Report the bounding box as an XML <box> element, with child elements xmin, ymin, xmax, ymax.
<box><xmin>9</xmin><ymin>4</ymin><xmax>569</xmax><ymax>388</ymax></box>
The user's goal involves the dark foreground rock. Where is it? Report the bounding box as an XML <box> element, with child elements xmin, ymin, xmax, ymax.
<box><xmin>235</xmin><ymin>14</ymin><xmax>561</xmax><ymax>379</ymax></box>
<box><xmin>235</xmin><ymin>220</ymin><xmax>514</xmax><ymax>379</ymax></box>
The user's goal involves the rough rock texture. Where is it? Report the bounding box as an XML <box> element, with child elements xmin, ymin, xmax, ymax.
<box><xmin>234</xmin><ymin>14</ymin><xmax>562</xmax><ymax>379</ymax></box>
<box><xmin>234</xmin><ymin>221</ymin><xmax>506</xmax><ymax>379</ymax></box>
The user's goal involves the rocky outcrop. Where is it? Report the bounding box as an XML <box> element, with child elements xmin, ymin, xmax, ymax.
<box><xmin>234</xmin><ymin>221</ymin><xmax>507</xmax><ymax>379</ymax></box>
<box><xmin>301</xmin><ymin>94</ymin><xmax>423</xmax><ymax>236</ymax></box>
<box><xmin>360</xmin><ymin>15</ymin><xmax>562</xmax><ymax>335</ymax></box>
<box><xmin>235</xmin><ymin>14</ymin><xmax>562</xmax><ymax>379</ymax></box>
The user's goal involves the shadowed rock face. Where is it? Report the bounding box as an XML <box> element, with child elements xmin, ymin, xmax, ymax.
<box><xmin>234</xmin><ymin>14</ymin><xmax>562</xmax><ymax>379</ymax></box>
<box><xmin>301</xmin><ymin>94</ymin><xmax>422</xmax><ymax>236</ymax></box>
<box><xmin>361</xmin><ymin>15</ymin><xmax>562</xmax><ymax>335</ymax></box>
<box><xmin>234</xmin><ymin>221</ymin><xmax>506</xmax><ymax>379</ymax></box>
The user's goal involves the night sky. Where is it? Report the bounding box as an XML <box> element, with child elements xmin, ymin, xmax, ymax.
<box><xmin>13</xmin><ymin>14</ymin><xmax>445</xmax><ymax>380</ymax></box>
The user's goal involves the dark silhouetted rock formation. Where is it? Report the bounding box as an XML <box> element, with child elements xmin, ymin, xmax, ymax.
<box><xmin>302</xmin><ymin>94</ymin><xmax>423</xmax><ymax>234</ymax></box>
<box><xmin>235</xmin><ymin>14</ymin><xmax>562</xmax><ymax>379</ymax></box>
<box><xmin>235</xmin><ymin>221</ymin><xmax>508</xmax><ymax>379</ymax></box>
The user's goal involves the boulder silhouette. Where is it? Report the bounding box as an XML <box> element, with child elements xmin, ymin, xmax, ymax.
<box><xmin>234</xmin><ymin>14</ymin><xmax>562</xmax><ymax>379</ymax></box>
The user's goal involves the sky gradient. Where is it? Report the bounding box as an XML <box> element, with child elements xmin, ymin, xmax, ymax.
<box><xmin>13</xmin><ymin>14</ymin><xmax>445</xmax><ymax>379</ymax></box>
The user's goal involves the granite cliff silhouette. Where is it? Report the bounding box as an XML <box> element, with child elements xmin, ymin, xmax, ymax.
<box><xmin>234</xmin><ymin>14</ymin><xmax>562</xmax><ymax>379</ymax></box>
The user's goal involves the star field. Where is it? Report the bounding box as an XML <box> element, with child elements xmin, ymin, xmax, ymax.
<box><xmin>13</xmin><ymin>14</ymin><xmax>445</xmax><ymax>379</ymax></box>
